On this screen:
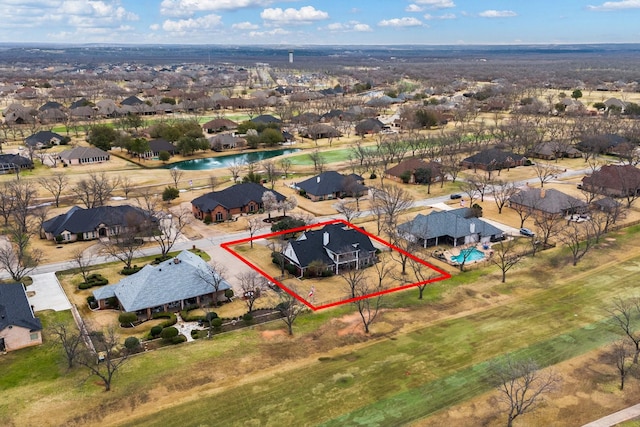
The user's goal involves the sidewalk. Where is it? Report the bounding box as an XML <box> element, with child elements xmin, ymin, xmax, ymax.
<box><xmin>582</xmin><ymin>404</ymin><xmax>640</xmax><ymax>427</ymax></box>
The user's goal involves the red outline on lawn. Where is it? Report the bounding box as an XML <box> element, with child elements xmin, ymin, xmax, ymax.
<box><xmin>221</xmin><ymin>218</ymin><xmax>451</xmax><ymax>311</ymax></box>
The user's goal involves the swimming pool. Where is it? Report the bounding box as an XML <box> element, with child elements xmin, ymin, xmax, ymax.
<box><xmin>450</xmin><ymin>247</ymin><xmax>486</xmax><ymax>263</ymax></box>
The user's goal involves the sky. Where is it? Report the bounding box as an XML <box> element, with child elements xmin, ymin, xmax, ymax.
<box><xmin>1</xmin><ymin>0</ymin><xmax>640</xmax><ymax>45</ymax></box>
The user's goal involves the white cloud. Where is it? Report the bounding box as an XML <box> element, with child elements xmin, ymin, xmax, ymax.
<box><xmin>378</xmin><ymin>17</ymin><xmax>423</xmax><ymax>27</ymax></box>
<box><xmin>261</xmin><ymin>6</ymin><xmax>329</xmax><ymax>25</ymax></box>
<box><xmin>414</xmin><ymin>0</ymin><xmax>455</xmax><ymax>9</ymax></box>
<box><xmin>162</xmin><ymin>14</ymin><xmax>223</xmax><ymax>33</ymax></box>
<box><xmin>248</xmin><ymin>28</ymin><xmax>290</xmax><ymax>37</ymax></box>
<box><xmin>232</xmin><ymin>21</ymin><xmax>260</xmax><ymax>30</ymax></box>
<box><xmin>160</xmin><ymin>0</ymin><xmax>275</xmax><ymax>17</ymax></box>
<box><xmin>325</xmin><ymin>21</ymin><xmax>372</xmax><ymax>32</ymax></box>
<box><xmin>587</xmin><ymin>0</ymin><xmax>640</xmax><ymax>10</ymax></box>
<box><xmin>406</xmin><ymin>4</ymin><xmax>424</xmax><ymax>12</ymax></box>
<box><xmin>150</xmin><ymin>24</ymin><xmax>160</xmax><ymax>31</ymax></box>
<box><xmin>423</xmin><ymin>13</ymin><xmax>456</xmax><ymax>20</ymax></box>
<box><xmin>479</xmin><ymin>10</ymin><xmax>517</xmax><ymax>18</ymax></box>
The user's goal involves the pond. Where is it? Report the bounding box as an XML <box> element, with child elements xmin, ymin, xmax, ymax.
<box><xmin>165</xmin><ymin>148</ymin><xmax>301</xmax><ymax>170</ymax></box>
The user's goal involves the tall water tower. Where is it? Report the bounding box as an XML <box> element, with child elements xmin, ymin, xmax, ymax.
<box><xmin>288</xmin><ymin>50</ymin><xmax>294</xmax><ymax>64</ymax></box>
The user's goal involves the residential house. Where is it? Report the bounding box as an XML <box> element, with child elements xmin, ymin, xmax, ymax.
<box><xmin>0</xmin><ymin>283</ymin><xmax>43</xmax><ymax>352</ymax></box>
<box><xmin>283</xmin><ymin>223</ymin><xmax>378</xmax><ymax>277</ymax></box>
<box><xmin>385</xmin><ymin>158</ymin><xmax>445</xmax><ymax>185</ymax></box>
<box><xmin>0</xmin><ymin>154</ymin><xmax>34</xmax><ymax>174</ymax></box>
<box><xmin>208</xmin><ymin>134</ymin><xmax>246</xmax><ymax>151</ymax></box>
<box><xmin>526</xmin><ymin>141</ymin><xmax>581</xmax><ymax>160</ymax></box>
<box><xmin>191</xmin><ymin>182</ymin><xmax>285</xmax><ymax>221</ymax></box>
<box><xmin>295</xmin><ymin>171</ymin><xmax>366</xmax><ymax>202</ymax></box>
<box><xmin>508</xmin><ymin>188</ymin><xmax>588</xmax><ymax>217</ymax></box>
<box><xmin>355</xmin><ymin>118</ymin><xmax>384</xmax><ymax>136</ymax></box>
<box><xmin>251</xmin><ymin>114</ymin><xmax>282</xmax><ymax>125</ymax></box>
<box><xmin>92</xmin><ymin>250</ymin><xmax>231</xmax><ymax>320</ymax></box>
<box><xmin>58</xmin><ymin>147</ymin><xmax>110</xmax><ymax>166</ymax></box>
<box><xmin>25</xmin><ymin>130</ymin><xmax>66</xmax><ymax>149</ymax></box>
<box><xmin>604</xmin><ymin>97</ymin><xmax>627</xmax><ymax>113</ymax></box>
<box><xmin>398</xmin><ymin>208</ymin><xmax>503</xmax><ymax>248</ymax></box>
<box><xmin>304</xmin><ymin>124</ymin><xmax>341</xmax><ymax>140</ymax></box>
<box><xmin>42</xmin><ymin>205</ymin><xmax>157</xmax><ymax>243</ymax></box>
<box><xmin>202</xmin><ymin>118</ymin><xmax>238</xmax><ymax>133</ymax></box>
<box><xmin>461</xmin><ymin>149</ymin><xmax>527</xmax><ymax>171</ymax></box>
<box><xmin>576</xmin><ymin>133</ymin><xmax>628</xmax><ymax>155</ymax></box>
<box><xmin>145</xmin><ymin>138</ymin><xmax>178</xmax><ymax>157</ymax></box>
<box><xmin>581</xmin><ymin>164</ymin><xmax>640</xmax><ymax>197</ymax></box>
<box><xmin>121</xmin><ymin>95</ymin><xmax>144</xmax><ymax>106</ymax></box>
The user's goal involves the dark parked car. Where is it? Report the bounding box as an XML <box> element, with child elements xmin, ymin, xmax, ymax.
<box><xmin>519</xmin><ymin>227</ymin><xmax>535</xmax><ymax>237</ymax></box>
<box><xmin>450</xmin><ymin>193</ymin><xmax>462</xmax><ymax>199</ymax></box>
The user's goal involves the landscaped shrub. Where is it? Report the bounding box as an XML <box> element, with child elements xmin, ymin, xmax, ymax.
<box><xmin>160</xmin><ymin>326</ymin><xmax>179</xmax><ymax>341</ymax></box>
<box><xmin>369</xmin><ymin>173</ymin><xmax>377</xmax><ymax>179</ymax></box>
<box><xmin>121</xmin><ymin>265</ymin><xmax>142</xmax><ymax>275</ymax></box>
<box><xmin>105</xmin><ymin>297</ymin><xmax>118</xmax><ymax>309</ymax></box>
<box><xmin>124</xmin><ymin>337</ymin><xmax>140</xmax><ymax>350</ymax></box>
<box><xmin>152</xmin><ymin>312</ymin><xmax>177</xmax><ymax>327</ymax></box>
<box><xmin>191</xmin><ymin>329</ymin><xmax>200</xmax><ymax>339</ymax></box>
<box><xmin>86</xmin><ymin>295</ymin><xmax>98</xmax><ymax>309</ymax></box>
<box><xmin>118</xmin><ymin>312</ymin><xmax>138</xmax><ymax>327</ymax></box>
<box><xmin>78</xmin><ymin>273</ymin><xmax>108</xmax><ymax>290</ymax></box>
<box><xmin>285</xmin><ymin>264</ymin><xmax>297</xmax><ymax>275</ymax></box>
<box><xmin>224</xmin><ymin>289</ymin><xmax>234</xmax><ymax>301</ymax></box>
<box><xmin>242</xmin><ymin>313</ymin><xmax>254</xmax><ymax>325</ymax></box>
<box><xmin>172</xmin><ymin>335</ymin><xmax>187</xmax><ymax>344</ymax></box>
<box><xmin>152</xmin><ymin>255</ymin><xmax>172</xmax><ymax>265</ymax></box>
<box><xmin>181</xmin><ymin>305</ymin><xmax>205</xmax><ymax>322</ymax></box>
<box><xmin>211</xmin><ymin>318</ymin><xmax>223</xmax><ymax>331</ymax></box>
<box><xmin>150</xmin><ymin>325</ymin><xmax>163</xmax><ymax>337</ymax></box>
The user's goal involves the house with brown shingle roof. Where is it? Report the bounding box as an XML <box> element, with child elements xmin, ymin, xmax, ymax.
<box><xmin>385</xmin><ymin>158</ymin><xmax>444</xmax><ymax>185</ymax></box>
<box><xmin>582</xmin><ymin>164</ymin><xmax>640</xmax><ymax>197</ymax></box>
<box><xmin>202</xmin><ymin>118</ymin><xmax>238</xmax><ymax>133</ymax></box>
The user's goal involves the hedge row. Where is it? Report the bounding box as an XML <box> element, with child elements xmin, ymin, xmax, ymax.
<box><xmin>78</xmin><ymin>273</ymin><xmax>109</xmax><ymax>290</ymax></box>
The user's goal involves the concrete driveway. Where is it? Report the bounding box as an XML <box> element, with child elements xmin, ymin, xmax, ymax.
<box><xmin>27</xmin><ymin>272</ymin><xmax>72</xmax><ymax>312</ymax></box>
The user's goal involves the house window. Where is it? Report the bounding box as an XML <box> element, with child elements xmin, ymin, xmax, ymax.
<box><xmin>30</xmin><ymin>332</ymin><xmax>39</xmax><ymax>341</ymax></box>
<box><xmin>249</xmin><ymin>204</ymin><xmax>255</xmax><ymax>212</ymax></box>
<box><xmin>216</xmin><ymin>212</ymin><xmax>223</xmax><ymax>221</ymax></box>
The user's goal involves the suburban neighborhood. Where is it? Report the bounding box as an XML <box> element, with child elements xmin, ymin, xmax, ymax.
<box><xmin>3</xmin><ymin>40</ymin><xmax>640</xmax><ymax>427</ymax></box>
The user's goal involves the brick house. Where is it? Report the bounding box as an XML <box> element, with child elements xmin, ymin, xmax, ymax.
<box><xmin>191</xmin><ymin>182</ymin><xmax>285</xmax><ymax>221</ymax></box>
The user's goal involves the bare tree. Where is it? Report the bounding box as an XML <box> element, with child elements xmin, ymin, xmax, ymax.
<box><xmin>246</xmin><ymin>216</ymin><xmax>264</xmax><ymax>249</ymax></box>
<box><xmin>75</xmin><ymin>327</ymin><xmax>131</xmax><ymax>392</ymax></box>
<box><xmin>492</xmin><ymin>180</ymin><xmax>519</xmax><ymax>214</ymax></box>
<box><xmin>532</xmin><ymin>162</ymin><xmax>563</xmax><ymax>188</ymax></box>
<box><xmin>228</xmin><ymin>160</ymin><xmax>244</xmax><ymax>183</ymax></box>
<box><xmin>208</xmin><ymin>175</ymin><xmax>219</xmax><ymax>191</ymax></box>
<box><xmin>510</xmin><ymin>198</ymin><xmax>535</xmax><ymax>229</ymax></box>
<box><xmin>491</xmin><ymin>356</ymin><xmax>561</xmax><ymax>427</ymax></box>
<box><xmin>262</xmin><ymin>191</ymin><xmax>278</xmax><ymax>221</ymax></box>
<box><xmin>279</xmin><ymin>196</ymin><xmax>298</xmax><ymax>218</ymax></box>
<box><xmin>559</xmin><ymin>221</ymin><xmax>597</xmax><ymax>266</ymax></box>
<box><xmin>6</xmin><ymin>179</ymin><xmax>36</xmax><ymax>232</ymax></box>
<box><xmin>607</xmin><ymin>298</ymin><xmax>640</xmax><ymax>364</ymax></box>
<box><xmin>610</xmin><ymin>340</ymin><xmax>633</xmax><ymax>390</ymax></box>
<box><xmin>72</xmin><ymin>248</ymin><xmax>94</xmax><ymax>283</ymax></box>
<box><xmin>99</xmin><ymin>221</ymin><xmax>145</xmax><ymax>270</ymax></box>
<box><xmin>277</xmin><ymin>285</ymin><xmax>305</xmax><ymax>336</ymax></box>
<box><xmin>38</xmin><ymin>172</ymin><xmax>69</xmax><ymax>207</ymax></box>
<box><xmin>0</xmin><ymin>223</ymin><xmax>43</xmax><ymax>282</ymax></box>
<box><xmin>169</xmin><ymin>168</ymin><xmax>184</xmax><ymax>189</ymax></box>
<box><xmin>278</xmin><ymin>157</ymin><xmax>292</xmax><ymax>178</ymax></box>
<box><xmin>71</xmin><ymin>172</ymin><xmax>119</xmax><ymax>209</ymax></box>
<box><xmin>488</xmin><ymin>238</ymin><xmax>523</xmax><ymax>283</ymax></box>
<box><xmin>119</xmin><ymin>175</ymin><xmax>135</xmax><ymax>199</ymax></box>
<box><xmin>371</xmin><ymin>184</ymin><xmax>414</xmax><ymax>232</ymax></box>
<box><xmin>261</xmin><ymin>160</ymin><xmax>278</xmax><ymax>189</ymax></box>
<box><xmin>533</xmin><ymin>213</ymin><xmax>563</xmax><ymax>249</ymax></box>
<box><xmin>154</xmin><ymin>207</ymin><xmax>190</xmax><ymax>257</ymax></box>
<box><xmin>335</xmin><ymin>200</ymin><xmax>360</xmax><ymax>223</ymax></box>
<box><xmin>196</xmin><ymin>261</ymin><xmax>228</xmax><ymax>308</ymax></box>
<box><xmin>342</xmin><ymin>268</ymin><xmax>383</xmax><ymax>333</ymax></box>
<box><xmin>308</xmin><ymin>149</ymin><xmax>326</xmax><ymax>173</ymax></box>
<box><xmin>50</xmin><ymin>322</ymin><xmax>83</xmax><ymax>369</ymax></box>
<box><xmin>0</xmin><ymin>182</ymin><xmax>15</xmax><ymax>225</ymax></box>
<box><xmin>237</xmin><ymin>271</ymin><xmax>263</xmax><ymax>313</ymax></box>
<box><xmin>459</xmin><ymin>181</ymin><xmax>480</xmax><ymax>207</ymax></box>
<box><xmin>408</xmin><ymin>253</ymin><xmax>438</xmax><ymax>300</ymax></box>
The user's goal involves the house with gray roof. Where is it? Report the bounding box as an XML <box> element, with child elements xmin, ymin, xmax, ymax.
<box><xmin>398</xmin><ymin>208</ymin><xmax>503</xmax><ymax>248</ymax></box>
<box><xmin>508</xmin><ymin>188</ymin><xmax>587</xmax><ymax>217</ymax></box>
<box><xmin>0</xmin><ymin>154</ymin><xmax>34</xmax><ymax>174</ymax></box>
<box><xmin>58</xmin><ymin>146</ymin><xmax>110</xmax><ymax>166</ymax></box>
<box><xmin>282</xmin><ymin>223</ymin><xmax>377</xmax><ymax>277</ymax></box>
<box><xmin>0</xmin><ymin>283</ymin><xmax>43</xmax><ymax>352</ymax></box>
<box><xmin>295</xmin><ymin>171</ymin><xmax>366</xmax><ymax>202</ymax></box>
<box><xmin>461</xmin><ymin>149</ymin><xmax>527</xmax><ymax>172</ymax></box>
<box><xmin>42</xmin><ymin>205</ymin><xmax>156</xmax><ymax>243</ymax></box>
<box><xmin>25</xmin><ymin>130</ymin><xmax>66</xmax><ymax>148</ymax></box>
<box><xmin>92</xmin><ymin>250</ymin><xmax>230</xmax><ymax>319</ymax></box>
<box><xmin>191</xmin><ymin>182</ymin><xmax>285</xmax><ymax>221</ymax></box>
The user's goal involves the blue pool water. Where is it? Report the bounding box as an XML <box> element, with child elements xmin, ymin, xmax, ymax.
<box><xmin>450</xmin><ymin>247</ymin><xmax>486</xmax><ymax>263</ymax></box>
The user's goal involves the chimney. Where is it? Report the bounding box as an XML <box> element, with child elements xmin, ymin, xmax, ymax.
<box><xmin>470</xmin><ymin>223</ymin><xmax>475</xmax><ymax>234</ymax></box>
<box><xmin>540</xmin><ymin>188</ymin><xmax>546</xmax><ymax>198</ymax></box>
<box><xmin>317</xmin><ymin>176</ymin><xmax>321</xmax><ymax>183</ymax></box>
<box><xmin>323</xmin><ymin>231</ymin><xmax>329</xmax><ymax>246</ymax></box>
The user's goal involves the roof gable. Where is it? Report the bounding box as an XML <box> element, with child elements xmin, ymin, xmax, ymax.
<box><xmin>43</xmin><ymin>205</ymin><xmax>154</xmax><ymax>236</ymax></box>
<box><xmin>0</xmin><ymin>283</ymin><xmax>42</xmax><ymax>332</ymax></box>
<box><xmin>398</xmin><ymin>210</ymin><xmax>502</xmax><ymax>240</ymax></box>
<box><xmin>191</xmin><ymin>183</ymin><xmax>285</xmax><ymax>213</ymax></box>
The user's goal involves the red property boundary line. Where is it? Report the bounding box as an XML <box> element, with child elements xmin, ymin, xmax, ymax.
<box><xmin>221</xmin><ymin>218</ymin><xmax>452</xmax><ymax>311</ymax></box>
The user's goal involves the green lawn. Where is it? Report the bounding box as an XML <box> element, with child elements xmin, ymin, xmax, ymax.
<box><xmin>121</xmin><ymin>241</ymin><xmax>640</xmax><ymax>427</ymax></box>
<box><xmin>288</xmin><ymin>148</ymin><xmax>353</xmax><ymax>166</ymax></box>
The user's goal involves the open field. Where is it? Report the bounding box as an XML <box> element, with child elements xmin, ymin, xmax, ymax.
<box><xmin>4</xmin><ymin>224</ymin><xmax>640</xmax><ymax>426</ymax></box>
